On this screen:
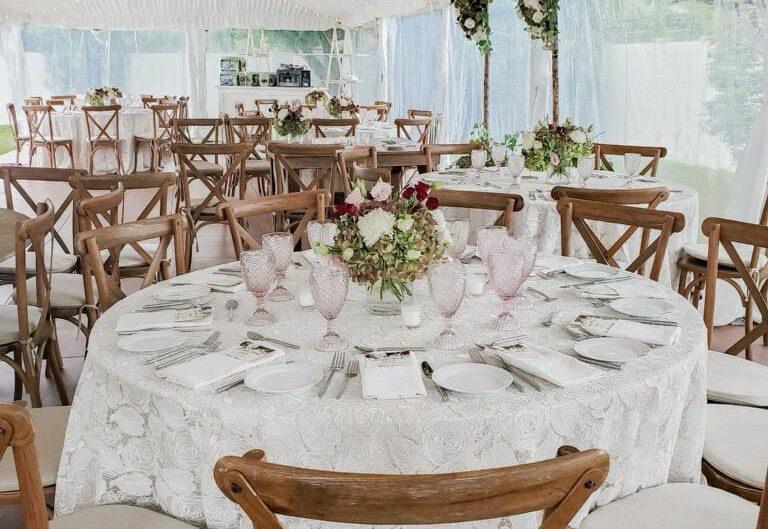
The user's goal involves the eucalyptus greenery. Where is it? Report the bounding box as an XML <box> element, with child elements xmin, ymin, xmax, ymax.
<box><xmin>451</xmin><ymin>0</ymin><xmax>493</xmax><ymax>56</ymax></box>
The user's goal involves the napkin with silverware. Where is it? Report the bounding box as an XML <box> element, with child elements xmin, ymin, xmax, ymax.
<box><xmin>360</xmin><ymin>351</ymin><xmax>426</xmax><ymax>399</ymax></box>
<box><xmin>157</xmin><ymin>340</ymin><xmax>284</xmax><ymax>389</ymax></box>
<box><xmin>116</xmin><ymin>308</ymin><xmax>213</xmax><ymax>334</ymax></box>
<box><xmin>170</xmin><ymin>274</ymin><xmax>244</xmax><ymax>293</ymax></box>
<box><xmin>497</xmin><ymin>344</ymin><xmax>602</xmax><ymax>387</ymax></box>
<box><xmin>574</xmin><ymin>315</ymin><xmax>680</xmax><ymax>346</ymax></box>
<box><xmin>576</xmin><ymin>281</ymin><xmax>666</xmax><ymax>299</ymax></box>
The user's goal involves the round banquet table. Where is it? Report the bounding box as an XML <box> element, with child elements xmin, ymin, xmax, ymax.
<box><xmin>35</xmin><ymin>108</ymin><xmax>154</xmax><ymax>173</ymax></box>
<box><xmin>0</xmin><ymin>209</ymin><xmax>29</xmax><ymax>262</ymax></box>
<box><xmin>425</xmin><ymin>170</ymin><xmax>700</xmax><ymax>287</ymax></box>
<box><xmin>55</xmin><ymin>255</ymin><xmax>706</xmax><ymax>529</ymax></box>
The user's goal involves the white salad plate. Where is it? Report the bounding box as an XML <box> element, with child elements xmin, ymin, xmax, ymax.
<box><xmin>155</xmin><ymin>284</ymin><xmax>212</xmax><ymax>302</ymax></box>
<box><xmin>609</xmin><ymin>297</ymin><xmax>674</xmax><ymax>318</ymax></box>
<box><xmin>117</xmin><ymin>330</ymin><xmax>187</xmax><ymax>354</ymax></box>
<box><xmin>563</xmin><ymin>263</ymin><xmax>620</xmax><ymax>280</ymax></box>
<box><xmin>244</xmin><ymin>363</ymin><xmax>324</xmax><ymax>394</ymax></box>
<box><xmin>431</xmin><ymin>363</ymin><xmax>513</xmax><ymax>394</ymax></box>
<box><xmin>574</xmin><ymin>337</ymin><xmax>651</xmax><ymax>365</ymax></box>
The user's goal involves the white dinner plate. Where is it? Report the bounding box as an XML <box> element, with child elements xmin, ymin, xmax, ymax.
<box><xmin>574</xmin><ymin>337</ymin><xmax>650</xmax><ymax>365</ymax></box>
<box><xmin>244</xmin><ymin>363</ymin><xmax>323</xmax><ymax>394</ymax></box>
<box><xmin>431</xmin><ymin>363</ymin><xmax>513</xmax><ymax>394</ymax></box>
<box><xmin>609</xmin><ymin>297</ymin><xmax>674</xmax><ymax>318</ymax></box>
<box><xmin>155</xmin><ymin>284</ymin><xmax>211</xmax><ymax>302</ymax></box>
<box><xmin>117</xmin><ymin>330</ymin><xmax>187</xmax><ymax>354</ymax></box>
<box><xmin>563</xmin><ymin>263</ymin><xmax>619</xmax><ymax>280</ymax></box>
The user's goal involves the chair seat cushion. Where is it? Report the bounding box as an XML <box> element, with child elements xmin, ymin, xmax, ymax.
<box><xmin>705</xmin><ymin>403</ymin><xmax>768</xmax><ymax>489</ymax></box>
<box><xmin>21</xmin><ymin>273</ymin><xmax>97</xmax><ymax>308</ymax></box>
<box><xmin>0</xmin><ymin>406</ymin><xmax>69</xmax><ymax>492</ymax></box>
<box><xmin>0</xmin><ymin>250</ymin><xmax>77</xmax><ymax>274</ymax></box>
<box><xmin>707</xmin><ymin>350</ymin><xmax>768</xmax><ymax>406</ymax></box>
<box><xmin>683</xmin><ymin>242</ymin><xmax>768</xmax><ymax>268</ymax></box>
<box><xmin>191</xmin><ymin>159</ymin><xmax>224</xmax><ymax>175</ymax></box>
<box><xmin>0</xmin><ymin>305</ymin><xmax>41</xmax><ymax>344</ymax></box>
<box><xmin>99</xmin><ymin>242</ymin><xmax>160</xmax><ymax>268</ymax></box>
<box><xmin>245</xmin><ymin>158</ymin><xmax>271</xmax><ymax>174</ymax></box>
<box><xmin>580</xmin><ymin>483</ymin><xmax>758</xmax><ymax>529</ymax></box>
<box><xmin>52</xmin><ymin>505</ymin><xmax>196</xmax><ymax>529</ymax></box>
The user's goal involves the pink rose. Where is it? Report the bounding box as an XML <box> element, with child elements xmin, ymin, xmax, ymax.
<box><xmin>345</xmin><ymin>188</ymin><xmax>366</xmax><ymax>208</ymax></box>
<box><xmin>369</xmin><ymin>179</ymin><xmax>393</xmax><ymax>202</ymax></box>
<box><xmin>549</xmin><ymin>152</ymin><xmax>560</xmax><ymax>166</ymax></box>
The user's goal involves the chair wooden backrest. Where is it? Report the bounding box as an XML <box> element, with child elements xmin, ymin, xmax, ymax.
<box><xmin>702</xmin><ymin>217</ymin><xmax>768</xmax><ymax>353</ymax></box>
<box><xmin>6</xmin><ymin>103</ymin><xmax>25</xmax><ymax>141</ymax></box>
<box><xmin>227</xmin><ymin>116</ymin><xmax>272</xmax><ymax>160</ymax></box>
<box><xmin>556</xmin><ymin>198</ymin><xmax>685</xmax><ymax>282</ymax></box>
<box><xmin>268</xmin><ymin>142</ymin><xmax>344</xmax><ymax>194</ymax></box>
<box><xmin>424</xmin><ymin>143</ymin><xmax>475</xmax><ymax>171</ymax></box>
<box><xmin>407</xmin><ymin>109</ymin><xmax>432</xmax><ymax>119</ymax></box>
<box><xmin>431</xmin><ymin>189</ymin><xmax>524</xmax><ymax>231</ymax></box>
<box><xmin>45</xmin><ymin>99</ymin><xmax>67</xmax><ymax>108</ymax></box>
<box><xmin>149</xmin><ymin>104</ymin><xmax>178</xmax><ymax>142</ymax></box>
<box><xmin>234</xmin><ymin>102</ymin><xmax>245</xmax><ymax>116</ymax></box>
<box><xmin>24</xmin><ymin>96</ymin><xmax>43</xmax><ymax>106</ymax></box>
<box><xmin>335</xmin><ymin>146</ymin><xmax>380</xmax><ymax>194</ymax></box>
<box><xmin>50</xmin><ymin>94</ymin><xmax>76</xmax><ymax>103</ymax></box>
<box><xmin>311</xmin><ymin>118</ymin><xmax>358</xmax><ymax>138</ymax></box>
<box><xmin>213</xmin><ymin>447</ymin><xmax>609</xmax><ymax>529</ymax></box>
<box><xmin>83</xmin><ymin>105</ymin><xmax>121</xmax><ymax>143</ymax></box>
<box><xmin>172</xmin><ymin>118</ymin><xmax>224</xmax><ymax>163</ymax></box>
<box><xmin>395</xmin><ymin>118</ymin><xmax>431</xmax><ymax>145</ymax></box>
<box><xmin>255</xmin><ymin>99</ymin><xmax>278</xmax><ymax>116</ymax></box>
<box><xmin>216</xmin><ymin>190</ymin><xmax>330</xmax><ymax>258</ymax></box>
<box><xmin>593</xmin><ymin>143</ymin><xmax>667</xmax><ymax>177</ymax></box>
<box><xmin>1</xmin><ymin>166</ymin><xmax>88</xmax><ymax>255</ymax></box>
<box><xmin>358</xmin><ymin>104</ymin><xmax>389</xmax><ymax>121</ymax></box>
<box><xmin>75</xmin><ymin>214</ymin><xmax>188</xmax><ymax>311</ymax></box>
<box><xmin>22</xmin><ymin>105</ymin><xmax>55</xmax><ymax>144</ymax></box>
<box><xmin>142</xmin><ymin>96</ymin><xmax>161</xmax><ymax>108</ymax></box>
<box><xmin>178</xmin><ymin>96</ymin><xmax>189</xmax><ymax>119</ymax></box>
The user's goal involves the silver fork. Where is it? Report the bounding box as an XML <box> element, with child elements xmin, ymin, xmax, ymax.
<box><xmin>150</xmin><ymin>330</ymin><xmax>222</xmax><ymax>368</ymax></box>
<box><xmin>318</xmin><ymin>351</ymin><xmax>346</xmax><ymax>398</ymax></box>
<box><xmin>542</xmin><ymin>310</ymin><xmax>560</xmax><ymax>327</ymax></box>
<box><xmin>469</xmin><ymin>346</ymin><xmax>524</xmax><ymax>392</ymax></box>
<box><xmin>335</xmin><ymin>359</ymin><xmax>359</xmax><ymax>399</ymax></box>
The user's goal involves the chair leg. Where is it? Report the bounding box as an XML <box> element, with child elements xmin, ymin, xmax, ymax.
<box><xmin>677</xmin><ymin>269</ymin><xmax>688</xmax><ymax>298</ymax></box>
<box><xmin>691</xmin><ymin>274</ymin><xmax>704</xmax><ymax>309</ymax></box>
<box><xmin>15</xmin><ymin>140</ymin><xmax>20</xmax><ymax>165</ymax></box>
<box><xmin>20</xmin><ymin>345</ymin><xmax>42</xmax><ymax>408</ymax></box>
<box><xmin>745</xmin><ymin>295</ymin><xmax>754</xmax><ymax>361</ymax></box>
<box><xmin>47</xmin><ymin>144</ymin><xmax>56</xmax><ymax>169</ymax></box>
<box><xmin>66</xmin><ymin>144</ymin><xmax>75</xmax><ymax>169</ymax></box>
<box><xmin>47</xmin><ymin>339</ymin><xmax>69</xmax><ymax>406</ymax></box>
<box><xmin>88</xmin><ymin>144</ymin><xmax>95</xmax><ymax>175</ymax></box>
<box><xmin>116</xmin><ymin>142</ymin><xmax>125</xmax><ymax>176</ymax></box>
<box><xmin>133</xmin><ymin>140</ymin><xmax>140</xmax><ymax>173</ymax></box>
<box><xmin>13</xmin><ymin>349</ymin><xmax>22</xmax><ymax>401</ymax></box>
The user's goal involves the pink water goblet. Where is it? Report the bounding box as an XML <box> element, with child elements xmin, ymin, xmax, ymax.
<box><xmin>240</xmin><ymin>249</ymin><xmax>277</xmax><ymax>326</ymax></box>
<box><xmin>262</xmin><ymin>232</ymin><xmax>294</xmax><ymax>301</ymax></box>
<box><xmin>427</xmin><ymin>259</ymin><xmax>466</xmax><ymax>350</ymax></box>
<box><xmin>488</xmin><ymin>249</ymin><xmax>528</xmax><ymax>331</ymax></box>
<box><xmin>310</xmin><ymin>265</ymin><xmax>349</xmax><ymax>352</ymax></box>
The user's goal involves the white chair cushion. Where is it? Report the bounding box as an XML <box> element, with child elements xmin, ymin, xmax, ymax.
<box><xmin>684</xmin><ymin>242</ymin><xmax>768</xmax><ymax>268</ymax></box>
<box><xmin>245</xmin><ymin>158</ymin><xmax>271</xmax><ymax>174</ymax></box>
<box><xmin>705</xmin><ymin>403</ymin><xmax>768</xmax><ymax>489</ymax></box>
<box><xmin>0</xmin><ymin>305</ymin><xmax>41</xmax><ymax>344</ymax></box>
<box><xmin>580</xmin><ymin>483</ymin><xmax>758</xmax><ymax>529</ymax></box>
<box><xmin>99</xmin><ymin>242</ymin><xmax>160</xmax><ymax>268</ymax></box>
<box><xmin>52</xmin><ymin>505</ymin><xmax>196</xmax><ymax>529</ymax></box>
<box><xmin>707</xmin><ymin>350</ymin><xmax>768</xmax><ymax>406</ymax></box>
<box><xmin>191</xmin><ymin>159</ymin><xmax>224</xmax><ymax>175</ymax></box>
<box><xmin>0</xmin><ymin>250</ymin><xmax>77</xmax><ymax>274</ymax></box>
<box><xmin>0</xmin><ymin>406</ymin><xmax>69</xmax><ymax>492</ymax></box>
<box><xmin>20</xmin><ymin>273</ymin><xmax>97</xmax><ymax>308</ymax></box>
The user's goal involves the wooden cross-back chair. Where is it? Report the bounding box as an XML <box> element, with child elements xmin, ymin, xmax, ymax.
<box><xmin>593</xmin><ymin>143</ymin><xmax>667</xmax><ymax>177</ymax></box>
<box><xmin>216</xmin><ymin>190</ymin><xmax>330</xmax><ymax>259</ymax></box>
<box><xmin>44</xmin><ymin>99</ymin><xmax>67</xmax><ymax>108</ymax></box>
<box><xmin>268</xmin><ymin>142</ymin><xmax>344</xmax><ymax>195</ymax></box>
<box><xmin>0</xmin><ymin>202</ymin><xmax>68</xmax><ymax>407</ymax></box>
<box><xmin>24</xmin><ymin>96</ymin><xmax>43</xmax><ymax>106</ymax></box>
<box><xmin>431</xmin><ymin>189</ymin><xmax>524</xmax><ymax>231</ymax></box>
<box><xmin>395</xmin><ymin>118</ymin><xmax>431</xmax><ymax>145</ymax></box>
<box><xmin>311</xmin><ymin>118</ymin><xmax>358</xmax><ymax>139</ymax></box>
<box><xmin>6</xmin><ymin>103</ymin><xmax>30</xmax><ymax>165</ymax></box>
<box><xmin>358</xmin><ymin>103</ymin><xmax>389</xmax><ymax>121</ymax></box>
<box><xmin>75</xmin><ymin>214</ymin><xmax>189</xmax><ymax>313</ymax></box>
<box><xmin>82</xmin><ymin>104</ymin><xmax>123</xmax><ymax>175</ymax></box>
<box><xmin>133</xmin><ymin>103</ymin><xmax>178</xmax><ymax>171</ymax></box>
<box><xmin>255</xmin><ymin>99</ymin><xmax>278</xmax><ymax>116</ymax></box>
<box><xmin>141</xmin><ymin>96</ymin><xmax>161</xmax><ymax>108</ymax></box>
<box><xmin>424</xmin><ymin>143</ymin><xmax>475</xmax><ymax>172</ymax></box>
<box><xmin>172</xmin><ymin>117</ymin><xmax>225</xmax><ymax>177</ymax></box>
<box><xmin>214</xmin><ymin>447</ymin><xmax>609</xmax><ymax>529</ymax></box>
<box><xmin>226</xmin><ymin>116</ymin><xmax>273</xmax><ymax>196</ymax></box>
<box><xmin>22</xmin><ymin>105</ymin><xmax>75</xmax><ymax>169</ymax></box>
<box><xmin>556</xmin><ymin>198</ymin><xmax>685</xmax><ymax>282</ymax></box>
<box><xmin>407</xmin><ymin>108</ymin><xmax>432</xmax><ymax>119</ymax></box>
<box><xmin>335</xmin><ymin>146</ymin><xmax>383</xmax><ymax>194</ymax></box>
<box><xmin>50</xmin><ymin>94</ymin><xmax>76</xmax><ymax>104</ymax></box>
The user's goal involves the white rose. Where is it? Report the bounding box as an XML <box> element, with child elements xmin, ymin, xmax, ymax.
<box><xmin>277</xmin><ymin>109</ymin><xmax>289</xmax><ymax>120</ymax></box>
<box><xmin>464</xmin><ymin>18</ymin><xmax>476</xmax><ymax>29</ymax></box>
<box><xmin>342</xmin><ymin>247</ymin><xmax>354</xmax><ymax>261</ymax></box>
<box><xmin>345</xmin><ymin>187</ymin><xmax>366</xmax><ymax>208</ymax></box>
<box><xmin>569</xmin><ymin>129</ymin><xmax>587</xmax><ymax>144</ymax></box>
<box><xmin>532</xmin><ymin>10</ymin><xmax>545</xmax><ymax>23</ymax></box>
<box><xmin>369</xmin><ymin>178</ymin><xmax>393</xmax><ymax>202</ymax></box>
<box><xmin>429</xmin><ymin>209</ymin><xmax>451</xmax><ymax>244</ymax></box>
<box><xmin>534</xmin><ymin>140</ymin><xmax>543</xmax><ymax>149</ymax></box>
<box><xmin>521</xmin><ymin>131</ymin><xmax>536</xmax><ymax>150</ymax></box>
<box><xmin>300</xmin><ymin>107</ymin><xmax>312</xmax><ymax>119</ymax></box>
<box><xmin>357</xmin><ymin>208</ymin><xmax>396</xmax><ymax>247</ymax></box>
<box><xmin>406</xmin><ymin>249</ymin><xmax>422</xmax><ymax>261</ymax></box>
<box><xmin>530</xmin><ymin>26</ymin><xmax>543</xmax><ymax>37</ymax></box>
<box><xmin>396</xmin><ymin>215</ymin><xmax>414</xmax><ymax>232</ymax></box>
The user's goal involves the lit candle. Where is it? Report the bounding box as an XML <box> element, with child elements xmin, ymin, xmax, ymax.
<box><xmin>298</xmin><ymin>288</ymin><xmax>314</xmax><ymax>308</ymax></box>
<box><xmin>401</xmin><ymin>305</ymin><xmax>422</xmax><ymax>329</ymax></box>
<box><xmin>467</xmin><ymin>274</ymin><xmax>486</xmax><ymax>296</ymax></box>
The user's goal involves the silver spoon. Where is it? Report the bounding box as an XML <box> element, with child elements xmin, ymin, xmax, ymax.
<box><xmin>225</xmin><ymin>299</ymin><xmax>238</xmax><ymax>322</ymax></box>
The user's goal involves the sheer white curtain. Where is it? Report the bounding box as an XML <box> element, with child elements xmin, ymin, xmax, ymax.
<box><xmin>184</xmin><ymin>29</ymin><xmax>207</xmax><ymax>117</ymax></box>
<box><xmin>0</xmin><ymin>23</ymin><xmax>28</xmax><ymax>107</ymax></box>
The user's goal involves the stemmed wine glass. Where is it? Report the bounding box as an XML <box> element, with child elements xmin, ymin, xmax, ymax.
<box><xmin>262</xmin><ymin>232</ymin><xmax>294</xmax><ymax>301</ymax></box>
<box><xmin>445</xmin><ymin>219</ymin><xmax>470</xmax><ymax>260</ymax></box>
<box><xmin>476</xmin><ymin>226</ymin><xmax>508</xmax><ymax>272</ymax></box>
<box><xmin>624</xmin><ymin>153</ymin><xmax>642</xmax><ymax>188</ymax></box>
<box><xmin>507</xmin><ymin>154</ymin><xmax>525</xmax><ymax>187</ymax></box>
<box><xmin>491</xmin><ymin>143</ymin><xmax>507</xmax><ymax>173</ymax></box>
<box><xmin>470</xmin><ymin>149</ymin><xmax>487</xmax><ymax>183</ymax></box>
<box><xmin>307</xmin><ymin>220</ymin><xmax>337</xmax><ymax>264</ymax></box>
<box><xmin>503</xmin><ymin>235</ymin><xmax>538</xmax><ymax>310</ymax></box>
<box><xmin>427</xmin><ymin>259</ymin><xmax>466</xmax><ymax>350</ymax></box>
<box><xmin>310</xmin><ymin>265</ymin><xmax>349</xmax><ymax>352</ymax></box>
<box><xmin>240</xmin><ymin>250</ymin><xmax>277</xmax><ymax>326</ymax></box>
<box><xmin>488</xmin><ymin>248</ymin><xmax>528</xmax><ymax>331</ymax></box>
<box><xmin>577</xmin><ymin>156</ymin><xmax>594</xmax><ymax>188</ymax></box>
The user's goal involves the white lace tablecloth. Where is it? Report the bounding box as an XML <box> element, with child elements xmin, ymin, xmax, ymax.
<box><xmin>55</xmin><ymin>255</ymin><xmax>706</xmax><ymax>529</ymax></box>
<box><xmin>427</xmin><ymin>170</ymin><xmax>700</xmax><ymax>287</ymax></box>
<box><xmin>35</xmin><ymin>108</ymin><xmax>153</xmax><ymax>173</ymax></box>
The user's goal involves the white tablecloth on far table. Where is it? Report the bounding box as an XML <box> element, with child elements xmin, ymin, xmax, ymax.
<box><xmin>55</xmin><ymin>255</ymin><xmax>706</xmax><ymax>529</ymax></box>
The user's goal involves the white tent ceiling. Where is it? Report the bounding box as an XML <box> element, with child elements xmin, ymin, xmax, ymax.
<box><xmin>0</xmin><ymin>0</ymin><xmax>447</xmax><ymax>30</ymax></box>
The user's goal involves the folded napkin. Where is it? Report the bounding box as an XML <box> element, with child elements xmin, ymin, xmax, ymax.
<box><xmin>116</xmin><ymin>308</ymin><xmax>213</xmax><ymax>333</ymax></box>
<box><xmin>577</xmin><ymin>282</ymin><xmax>666</xmax><ymax>299</ymax></box>
<box><xmin>171</xmin><ymin>274</ymin><xmax>245</xmax><ymax>293</ymax></box>
<box><xmin>575</xmin><ymin>315</ymin><xmax>680</xmax><ymax>346</ymax></box>
<box><xmin>158</xmin><ymin>340</ymin><xmax>284</xmax><ymax>389</ymax></box>
<box><xmin>498</xmin><ymin>345</ymin><xmax>602</xmax><ymax>387</ymax></box>
<box><xmin>301</xmin><ymin>249</ymin><xmax>326</xmax><ymax>268</ymax></box>
<box><xmin>360</xmin><ymin>351</ymin><xmax>427</xmax><ymax>400</ymax></box>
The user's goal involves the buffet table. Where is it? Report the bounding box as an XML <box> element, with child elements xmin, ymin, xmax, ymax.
<box><xmin>55</xmin><ymin>254</ymin><xmax>706</xmax><ymax>529</ymax></box>
<box><xmin>217</xmin><ymin>86</ymin><xmax>315</xmax><ymax>116</ymax></box>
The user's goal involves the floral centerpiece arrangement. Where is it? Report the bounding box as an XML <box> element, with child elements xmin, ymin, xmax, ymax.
<box><xmin>520</xmin><ymin>118</ymin><xmax>593</xmax><ymax>178</ymax></box>
<box><xmin>320</xmin><ymin>178</ymin><xmax>450</xmax><ymax>312</ymax></box>
<box><xmin>455</xmin><ymin>123</ymin><xmax>518</xmax><ymax>168</ymax></box>
<box><xmin>516</xmin><ymin>0</ymin><xmax>558</xmax><ymax>50</ymax></box>
<box><xmin>85</xmin><ymin>86</ymin><xmax>122</xmax><ymax>106</ymax></box>
<box><xmin>271</xmin><ymin>100</ymin><xmax>312</xmax><ymax>138</ymax></box>
<box><xmin>325</xmin><ymin>95</ymin><xmax>359</xmax><ymax>118</ymax></box>
<box><xmin>304</xmin><ymin>89</ymin><xmax>328</xmax><ymax>107</ymax></box>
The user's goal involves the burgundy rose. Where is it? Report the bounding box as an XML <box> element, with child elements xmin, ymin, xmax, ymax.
<box><xmin>401</xmin><ymin>186</ymin><xmax>415</xmax><ymax>199</ymax></box>
<box><xmin>425</xmin><ymin>197</ymin><xmax>439</xmax><ymax>210</ymax></box>
<box><xmin>416</xmin><ymin>189</ymin><xmax>428</xmax><ymax>201</ymax></box>
<box><xmin>415</xmin><ymin>181</ymin><xmax>429</xmax><ymax>194</ymax></box>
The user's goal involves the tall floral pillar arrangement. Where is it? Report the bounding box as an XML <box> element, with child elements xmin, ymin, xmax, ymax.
<box><xmin>452</xmin><ymin>0</ymin><xmax>493</xmax><ymax>127</ymax></box>
<box><xmin>518</xmin><ymin>0</ymin><xmax>559</xmax><ymax>123</ymax></box>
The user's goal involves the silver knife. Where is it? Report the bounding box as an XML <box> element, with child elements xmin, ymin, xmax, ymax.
<box><xmin>559</xmin><ymin>276</ymin><xmax>631</xmax><ymax>289</ymax></box>
<box><xmin>421</xmin><ymin>361</ymin><xmax>449</xmax><ymax>402</ymax></box>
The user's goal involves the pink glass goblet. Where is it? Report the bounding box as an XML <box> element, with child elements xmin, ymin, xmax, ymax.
<box><xmin>240</xmin><ymin>249</ymin><xmax>277</xmax><ymax>326</ymax></box>
<box><xmin>262</xmin><ymin>232</ymin><xmax>294</xmax><ymax>301</ymax></box>
<box><xmin>502</xmin><ymin>235</ymin><xmax>538</xmax><ymax>310</ymax></box>
<box><xmin>477</xmin><ymin>226</ymin><xmax>508</xmax><ymax>269</ymax></box>
<box><xmin>427</xmin><ymin>259</ymin><xmax>466</xmax><ymax>350</ymax></box>
<box><xmin>446</xmin><ymin>219</ymin><xmax>470</xmax><ymax>260</ymax></box>
<box><xmin>488</xmin><ymin>249</ymin><xmax>528</xmax><ymax>331</ymax></box>
<box><xmin>310</xmin><ymin>265</ymin><xmax>349</xmax><ymax>352</ymax></box>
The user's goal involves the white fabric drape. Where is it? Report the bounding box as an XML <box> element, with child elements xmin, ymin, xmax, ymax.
<box><xmin>528</xmin><ymin>40</ymin><xmax>550</xmax><ymax>127</ymax></box>
<box><xmin>184</xmin><ymin>28</ymin><xmax>207</xmax><ymax>118</ymax></box>
<box><xmin>0</xmin><ymin>23</ymin><xmax>27</xmax><ymax>107</ymax></box>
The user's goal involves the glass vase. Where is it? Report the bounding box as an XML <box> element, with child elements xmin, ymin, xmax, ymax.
<box><xmin>366</xmin><ymin>279</ymin><xmax>413</xmax><ymax>316</ymax></box>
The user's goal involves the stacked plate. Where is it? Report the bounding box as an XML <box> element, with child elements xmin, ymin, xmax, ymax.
<box><xmin>118</xmin><ymin>330</ymin><xmax>188</xmax><ymax>355</ymax></box>
<box><xmin>244</xmin><ymin>363</ymin><xmax>324</xmax><ymax>394</ymax></box>
<box><xmin>431</xmin><ymin>363</ymin><xmax>513</xmax><ymax>394</ymax></box>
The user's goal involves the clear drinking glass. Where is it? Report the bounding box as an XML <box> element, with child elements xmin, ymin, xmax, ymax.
<box><xmin>624</xmin><ymin>153</ymin><xmax>642</xmax><ymax>188</ymax></box>
<box><xmin>507</xmin><ymin>154</ymin><xmax>526</xmax><ymax>187</ymax></box>
<box><xmin>470</xmin><ymin>149</ymin><xmax>487</xmax><ymax>182</ymax></box>
<box><xmin>262</xmin><ymin>232</ymin><xmax>294</xmax><ymax>301</ymax></box>
<box><xmin>240</xmin><ymin>250</ymin><xmax>277</xmax><ymax>326</ymax></box>
<box><xmin>307</xmin><ymin>220</ymin><xmax>337</xmax><ymax>250</ymax></box>
<box><xmin>427</xmin><ymin>259</ymin><xmax>466</xmax><ymax>350</ymax></box>
<box><xmin>310</xmin><ymin>265</ymin><xmax>349</xmax><ymax>352</ymax></box>
<box><xmin>577</xmin><ymin>156</ymin><xmax>594</xmax><ymax>188</ymax></box>
<box><xmin>502</xmin><ymin>235</ymin><xmax>538</xmax><ymax>311</ymax></box>
<box><xmin>446</xmin><ymin>219</ymin><xmax>470</xmax><ymax>260</ymax></box>
<box><xmin>491</xmin><ymin>144</ymin><xmax>507</xmax><ymax>173</ymax></box>
<box><xmin>476</xmin><ymin>225</ymin><xmax>508</xmax><ymax>271</ymax></box>
<box><xmin>488</xmin><ymin>249</ymin><xmax>528</xmax><ymax>331</ymax></box>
